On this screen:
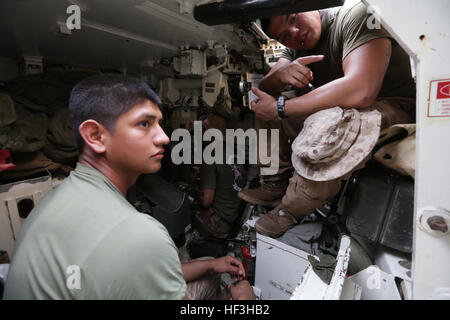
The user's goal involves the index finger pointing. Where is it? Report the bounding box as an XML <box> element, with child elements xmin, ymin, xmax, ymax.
<box><xmin>295</xmin><ymin>55</ymin><xmax>324</xmax><ymax>66</ymax></box>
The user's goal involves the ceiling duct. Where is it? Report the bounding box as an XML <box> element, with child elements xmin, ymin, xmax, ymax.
<box><xmin>194</xmin><ymin>0</ymin><xmax>345</xmax><ymax>26</ymax></box>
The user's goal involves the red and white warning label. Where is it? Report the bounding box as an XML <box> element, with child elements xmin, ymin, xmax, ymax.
<box><xmin>428</xmin><ymin>79</ymin><xmax>450</xmax><ymax>117</ymax></box>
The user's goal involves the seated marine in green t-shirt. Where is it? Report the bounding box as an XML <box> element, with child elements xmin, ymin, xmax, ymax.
<box><xmin>197</xmin><ymin>114</ymin><xmax>243</xmax><ymax>239</ymax></box>
<box><xmin>4</xmin><ymin>74</ymin><xmax>254</xmax><ymax>300</ymax></box>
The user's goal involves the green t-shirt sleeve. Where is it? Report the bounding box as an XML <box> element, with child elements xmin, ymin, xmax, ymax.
<box><xmin>200</xmin><ymin>164</ymin><xmax>216</xmax><ymax>189</ymax></box>
<box><xmin>340</xmin><ymin>2</ymin><xmax>392</xmax><ymax>60</ymax></box>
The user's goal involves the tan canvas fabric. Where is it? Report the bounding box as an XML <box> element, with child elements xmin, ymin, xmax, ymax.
<box><xmin>270</xmin><ymin>99</ymin><xmax>414</xmax><ymax>220</ymax></box>
<box><xmin>294</xmin><ymin>108</ymin><xmax>361</xmax><ymax>165</ymax></box>
<box><xmin>257</xmin><ymin>98</ymin><xmax>414</xmax><ymax>182</ymax></box>
<box><xmin>374</xmin><ymin>124</ymin><xmax>416</xmax><ymax>178</ymax></box>
<box><xmin>280</xmin><ymin>171</ymin><xmax>341</xmax><ymax>219</ymax></box>
<box><xmin>0</xmin><ymin>152</ymin><xmax>73</xmax><ymax>181</ymax></box>
<box><xmin>291</xmin><ymin>107</ymin><xmax>382</xmax><ymax>181</ymax></box>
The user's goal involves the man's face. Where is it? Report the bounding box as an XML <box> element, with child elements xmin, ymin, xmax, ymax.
<box><xmin>267</xmin><ymin>11</ymin><xmax>322</xmax><ymax>50</ymax></box>
<box><xmin>105</xmin><ymin>100</ymin><xmax>169</xmax><ymax>175</ymax></box>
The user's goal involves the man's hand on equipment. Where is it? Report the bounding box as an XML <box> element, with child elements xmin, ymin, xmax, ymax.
<box><xmin>251</xmin><ymin>87</ymin><xmax>279</xmax><ymax>121</ymax></box>
<box><xmin>210</xmin><ymin>256</ymin><xmax>246</xmax><ymax>281</ymax></box>
<box><xmin>228</xmin><ymin>280</ymin><xmax>256</xmax><ymax>300</ymax></box>
<box><xmin>276</xmin><ymin>55</ymin><xmax>324</xmax><ymax>88</ymax></box>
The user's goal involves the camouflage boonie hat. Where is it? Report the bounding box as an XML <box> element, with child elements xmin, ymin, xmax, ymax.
<box><xmin>291</xmin><ymin>107</ymin><xmax>381</xmax><ymax>181</ymax></box>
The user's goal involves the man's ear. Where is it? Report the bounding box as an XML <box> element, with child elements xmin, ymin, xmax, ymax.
<box><xmin>78</xmin><ymin>120</ymin><xmax>108</xmax><ymax>154</ymax></box>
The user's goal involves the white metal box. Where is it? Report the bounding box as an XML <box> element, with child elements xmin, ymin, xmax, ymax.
<box><xmin>0</xmin><ymin>175</ymin><xmax>52</xmax><ymax>258</ymax></box>
<box><xmin>254</xmin><ymin>233</ymin><xmax>311</xmax><ymax>299</ymax></box>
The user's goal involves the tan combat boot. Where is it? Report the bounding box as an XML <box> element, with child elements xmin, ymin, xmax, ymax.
<box><xmin>255</xmin><ymin>206</ymin><xmax>298</xmax><ymax>238</ymax></box>
<box><xmin>238</xmin><ymin>180</ymin><xmax>288</xmax><ymax>207</ymax></box>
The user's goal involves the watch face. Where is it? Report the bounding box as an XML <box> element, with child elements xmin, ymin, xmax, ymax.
<box><xmin>277</xmin><ymin>96</ymin><xmax>286</xmax><ymax>118</ymax></box>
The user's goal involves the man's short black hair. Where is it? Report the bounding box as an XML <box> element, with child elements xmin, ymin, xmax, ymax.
<box><xmin>260</xmin><ymin>17</ymin><xmax>272</xmax><ymax>38</ymax></box>
<box><xmin>69</xmin><ymin>74</ymin><xmax>161</xmax><ymax>149</ymax></box>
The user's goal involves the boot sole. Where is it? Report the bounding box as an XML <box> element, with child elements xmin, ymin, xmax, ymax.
<box><xmin>255</xmin><ymin>221</ymin><xmax>285</xmax><ymax>238</ymax></box>
<box><xmin>238</xmin><ymin>192</ymin><xmax>281</xmax><ymax>207</ymax></box>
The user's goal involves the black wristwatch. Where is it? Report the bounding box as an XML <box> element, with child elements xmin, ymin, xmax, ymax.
<box><xmin>277</xmin><ymin>95</ymin><xmax>288</xmax><ymax>119</ymax></box>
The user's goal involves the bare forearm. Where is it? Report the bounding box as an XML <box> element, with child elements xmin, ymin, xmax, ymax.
<box><xmin>198</xmin><ymin>188</ymin><xmax>214</xmax><ymax>208</ymax></box>
<box><xmin>251</xmin><ymin>40</ymin><xmax>389</xmax><ymax>121</ymax></box>
<box><xmin>283</xmin><ymin>37</ymin><xmax>391</xmax><ymax>117</ymax></box>
<box><xmin>198</xmin><ymin>197</ymin><xmax>210</xmax><ymax>209</ymax></box>
<box><xmin>284</xmin><ymin>76</ymin><xmax>375</xmax><ymax>118</ymax></box>
<box><xmin>181</xmin><ymin>259</ymin><xmax>214</xmax><ymax>283</ymax></box>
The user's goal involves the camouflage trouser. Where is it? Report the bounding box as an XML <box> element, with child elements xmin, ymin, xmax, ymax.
<box><xmin>183</xmin><ymin>256</ymin><xmax>222</xmax><ymax>300</ymax></box>
<box><xmin>256</xmin><ymin>98</ymin><xmax>415</xmax><ymax>219</ymax></box>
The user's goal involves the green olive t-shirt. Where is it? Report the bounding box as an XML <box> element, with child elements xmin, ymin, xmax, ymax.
<box><xmin>200</xmin><ymin>162</ymin><xmax>242</xmax><ymax>224</ymax></box>
<box><xmin>4</xmin><ymin>163</ymin><xmax>186</xmax><ymax>300</ymax></box>
<box><xmin>280</xmin><ymin>2</ymin><xmax>416</xmax><ymax>99</ymax></box>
